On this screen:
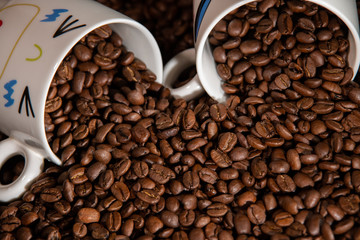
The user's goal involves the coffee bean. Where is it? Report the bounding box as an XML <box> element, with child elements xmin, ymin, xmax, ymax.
<box><xmin>187</xmin><ymin>138</ymin><xmax>208</xmax><ymax>151</ymax></box>
<box><xmin>234</xmin><ymin>213</ymin><xmax>251</xmax><ymax>234</ymax></box>
<box><xmin>304</xmin><ymin>189</ymin><xmax>320</xmax><ymax>209</ymax></box>
<box><xmin>45</xmin><ymin>97</ymin><xmax>62</xmax><ymax>113</ymax></box>
<box><xmin>213</xmin><ymin>46</ymin><xmax>226</xmax><ymax>63</ymax></box>
<box><xmin>311</xmin><ymin>101</ymin><xmax>334</xmax><ymax>114</ymax></box>
<box><xmin>20</xmin><ymin>212</ymin><xmax>38</xmax><ymax>226</ymax></box>
<box><xmin>223</xmin><ymin>37</ymin><xmax>241</xmax><ymax>49</ymax></box>
<box><xmin>149</xmin><ymin>164</ymin><xmax>175</xmax><ymax>184</ymax></box>
<box><xmin>210</xmin><ymin>149</ymin><xmax>232</xmax><ymax>168</ymax></box>
<box><xmin>179</xmin><ymin>210</ymin><xmax>195</xmax><ymax>227</ymax></box>
<box><xmin>74</xmin><ymin>44</ymin><xmax>92</xmax><ymax>62</ymax></box>
<box><xmin>261</xmin><ymin>221</ymin><xmax>282</xmax><ymax>236</ymax></box>
<box><xmin>333</xmin><ymin>217</ymin><xmax>355</xmax><ymax>235</ymax></box>
<box><xmin>194</xmin><ymin>214</ymin><xmax>211</xmax><ymax>228</ymax></box>
<box><xmin>102</xmin><ymin>212</ymin><xmax>121</xmax><ymax>233</ymax></box>
<box><xmin>210</xmin><ymin>104</ymin><xmax>227</xmax><ymax>122</ymax></box>
<box><xmin>217</xmin><ymin>64</ymin><xmax>232</xmax><ymax>81</ymax></box>
<box><xmin>256</xmin><ymin>18</ymin><xmax>273</xmax><ymax>34</ymax></box>
<box><xmin>77</xmin><ymin>208</ymin><xmax>100</xmax><ymax>223</ymax></box>
<box><xmin>274</xmin><ymin>74</ymin><xmax>291</xmax><ymax>90</ymax></box>
<box><xmin>73</xmin><ymin>222</ymin><xmax>87</xmax><ymax>238</ymax></box>
<box><xmin>16</xmin><ymin>226</ymin><xmax>33</xmax><ymax>240</ymax></box>
<box><xmin>40</xmin><ymin>188</ymin><xmax>62</xmax><ymax>203</ymax></box>
<box><xmin>240</xmin><ymin>40</ymin><xmax>262</xmax><ymax>55</ymax></box>
<box><xmin>160</xmin><ymin>211</ymin><xmax>179</xmax><ymax>228</ymax></box>
<box><xmin>278</xmin><ymin>13</ymin><xmax>293</xmax><ymax>35</ymax></box>
<box><xmin>274</xmin><ymin>211</ymin><xmax>294</xmax><ymax>227</ymax></box>
<box><xmin>54</xmin><ymin>200</ymin><xmax>71</xmax><ymax>215</ymax></box>
<box><xmin>111</xmin><ymin>181</ymin><xmax>130</xmax><ymax>202</ymax></box>
<box><xmin>348</xmin><ymin>88</ymin><xmax>360</xmax><ymax>104</ymax></box>
<box><xmin>182</xmin><ymin>171</ymin><xmax>200</xmax><ymax>190</ymax></box>
<box><xmin>207</xmin><ymin>203</ymin><xmax>228</xmax><ymax>217</ymax></box>
<box><xmin>293</xmin><ymin>172</ymin><xmax>314</xmax><ymax>188</ymax></box>
<box><xmin>321</xmin><ymin>68</ymin><xmax>344</xmax><ymax>82</ymax></box>
<box><xmin>255</xmin><ymin>119</ymin><xmax>276</xmax><ymax>138</ymax></box>
<box><xmin>218</xmin><ymin>132</ymin><xmax>237</xmax><ymax>152</ymax></box>
<box><xmin>279</xmin><ymin>196</ymin><xmax>298</xmax><ymax>215</ymax></box>
<box><xmin>298</xmin><ymin>17</ymin><xmax>315</xmax><ymax>32</ymax></box>
<box><xmin>145</xmin><ymin>215</ymin><xmax>163</xmax><ymax>234</ymax></box>
<box><xmin>247</xmin><ymin>203</ymin><xmax>266</xmax><ymax>225</ymax></box>
<box><xmin>237</xmin><ymin>191</ymin><xmax>256</xmax><ymax>207</ymax></box>
<box><xmin>276</xmin><ymin>174</ymin><xmax>296</xmax><ymax>192</ymax></box>
<box><xmin>199</xmin><ymin>167</ymin><xmax>218</xmax><ymax>184</ymax></box>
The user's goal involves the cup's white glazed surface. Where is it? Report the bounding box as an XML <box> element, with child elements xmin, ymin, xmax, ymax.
<box><xmin>0</xmin><ymin>0</ymin><xmax>163</xmax><ymax>202</ymax></box>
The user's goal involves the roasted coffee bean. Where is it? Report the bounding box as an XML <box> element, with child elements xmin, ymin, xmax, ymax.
<box><xmin>40</xmin><ymin>188</ymin><xmax>62</xmax><ymax>203</ymax></box>
<box><xmin>213</xmin><ymin>46</ymin><xmax>226</xmax><ymax>63</ymax></box>
<box><xmin>218</xmin><ymin>132</ymin><xmax>237</xmax><ymax>152</ymax></box>
<box><xmin>274</xmin><ymin>74</ymin><xmax>291</xmax><ymax>90</ymax></box>
<box><xmin>255</xmin><ymin>119</ymin><xmax>276</xmax><ymax>139</ymax></box>
<box><xmin>278</xmin><ymin>13</ymin><xmax>293</xmax><ymax>35</ymax></box>
<box><xmin>199</xmin><ymin>167</ymin><xmax>218</xmax><ymax>184</ymax></box>
<box><xmin>111</xmin><ymin>181</ymin><xmax>130</xmax><ymax>202</ymax></box>
<box><xmin>217</xmin><ymin>64</ymin><xmax>232</xmax><ymax>80</ymax></box>
<box><xmin>321</xmin><ymin>68</ymin><xmax>344</xmax><ymax>82</ymax></box>
<box><xmin>149</xmin><ymin>164</ymin><xmax>175</xmax><ymax>184</ymax></box>
<box><xmin>237</xmin><ymin>191</ymin><xmax>256</xmax><ymax>207</ymax></box>
<box><xmin>74</xmin><ymin>44</ymin><xmax>92</xmax><ymax>62</ymax></box>
<box><xmin>182</xmin><ymin>171</ymin><xmax>200</xmax><ymax>190</ymax></box>
<box><xmin>240</xmin><ymin>40</ymin><xmax>262</xmax><ymax>55</ymax></box>
<box><xmin>210</xmin><ymin>149</ymin><xmax>232</xmax><ymax>168</ymax></box>
<box><xmin>247</xmin><ymin>203</ymin><xmax>266</xmax><ymax>225</ymax></box>
<box><xmin>69</xmin><ymin>167</ymin><xmax>88</xmax><ymax>184</ymax></box>
<box><xmin>210</xmin><ymin>104</ymin><xmax>227</xmax><ymax>122</ymax></box>
<box><xmin>73</xmin><ymin>222</ymin><xmax>87</xmax><ymax>238</ymax></box>
<box><xmin>274</xmin><ymin>211</ymin><xmax>294</xmax><ymax>227</ymax></box>
<box><xmin>276</xmin><ymin>174</ymin><xmax>296</xmax><ymax>192</ymax></box>
<box><xmin>160</xmin><ymin>210</ymin><xmax>179</xmax><ymax>228</ymax></box>
<box><xmin>145</xmin><ymin>215</ymin><xmax>163</xmax><ymax>234</ymax></box>
<box><xmin>251</xmin><ymin>158</ymin><xmax>268</xmax><ymax>179</ymax></box>
<box><xmin>348</xmin><ymin>88</ymin><xmax>360</xmax><ymax>104</ymax></box>
<box><xmin>77</xmin><ymin>208</ymin><xmax>100</xmax><ymax>223</ymax></box>
<box><xmin>45</xmin><ymin>97</ymin><xmax>62</xmax><ymax>113</ymax></box>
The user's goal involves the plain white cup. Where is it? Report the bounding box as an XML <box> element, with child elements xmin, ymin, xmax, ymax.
<box><xmin>0</xmin><ymin>0</ymin><xmax>163</xmax><ymax>202</ymax></box>
<box><xmin>163</xmin><ymin>0</ymin><xmax>360</xmax><ymax>103</ymax></box>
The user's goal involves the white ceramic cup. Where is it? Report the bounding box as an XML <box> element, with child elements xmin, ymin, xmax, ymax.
<box><xmin>163</xmin><ymin>0</ymin><xmax>360</xmax><ymax>103</ymax></box>
<box><xmin>0</xmin><ymin>0</ymin><xmax>163</xmax><ymax>202</ymax></box>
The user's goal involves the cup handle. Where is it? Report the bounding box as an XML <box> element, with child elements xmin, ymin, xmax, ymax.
<box><xmin>163</xmin><ymin>48</ymin><xmax>205</xmax><ymax>101</ymax></box>
<box><xmin>0</xmin><ymin>138</ymin><xmax>44</xmax><ymax>202</ymax></box>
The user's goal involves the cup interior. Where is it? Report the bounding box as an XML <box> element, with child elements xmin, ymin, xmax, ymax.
<box><xmin>307</xmin><ymin>0</ymin><xmax>360</xmax><ymax>77</ymax></box>
<box><xmin>41</xmin><ymin>21</ymin><xmax>162</xmax><ymax>166</ymax></box>
<box><xmin>196</xmin><ymin>0</ymin><xmax>360</xmax><ymax>104</ymax></box>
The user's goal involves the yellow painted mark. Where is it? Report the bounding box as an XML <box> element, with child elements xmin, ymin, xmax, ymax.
<box><xmin>25</xmin><ymin>44</ymin><xmax>42</xmax><ymax>61</ymax></box>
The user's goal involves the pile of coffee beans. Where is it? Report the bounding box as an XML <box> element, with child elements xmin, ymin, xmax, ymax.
<box><xmin>2</xmin><ymin>0</ymin><xmax>360</xmax><ymax>239</ymax></box>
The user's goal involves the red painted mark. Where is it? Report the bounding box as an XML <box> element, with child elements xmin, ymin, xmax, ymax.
<box><xmin>0</xmin><ymin>20</ymin><xmax>3</xmax><ymax>27</ymax></box>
